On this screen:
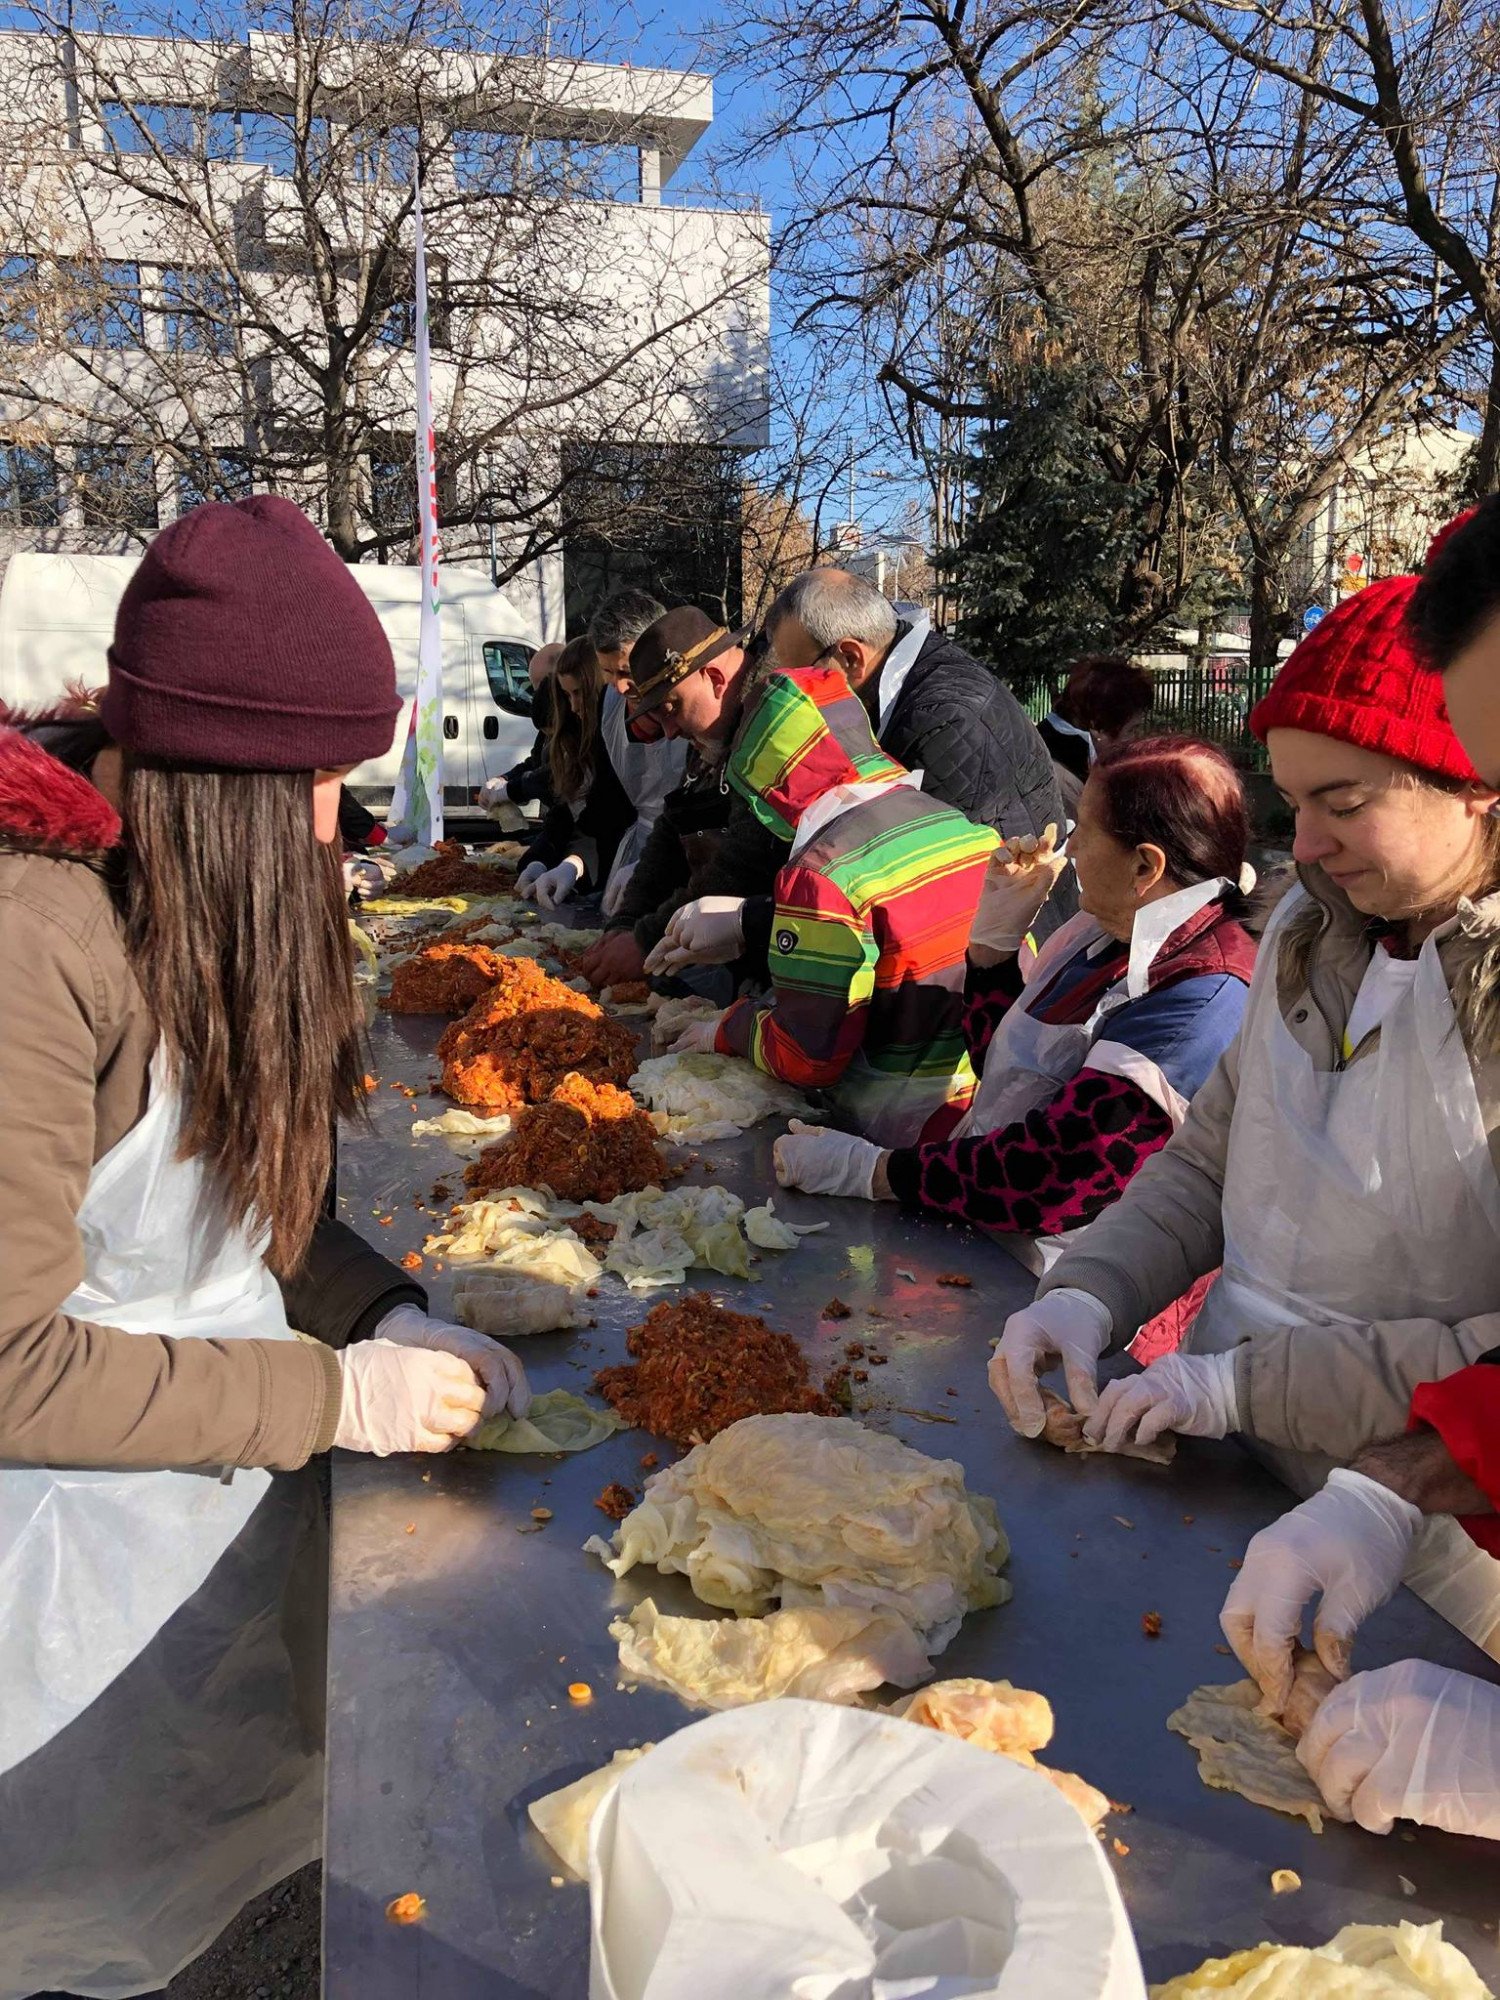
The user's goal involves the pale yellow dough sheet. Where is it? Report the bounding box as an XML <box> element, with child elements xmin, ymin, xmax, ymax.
<box><xmin>1167</xmin><ymin>1680</ymin><xmax>1327</xmax><ymax>1832</ymax></box>
<box><xmin>1150</xmin><ymin>1920</ymin><xmax>1492</xmax><ymax>1998</ymax></box>
<box><xmin>890</xmin><ymin>1677</ymin><xmax>1110</xmax><ymax>1828</ymax></box>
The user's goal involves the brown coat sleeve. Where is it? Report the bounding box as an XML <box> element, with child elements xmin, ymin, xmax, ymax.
<box><xmin>0</xmin><ymin>872</ymin><xmax>342</xmax><ymax>1472</ymax></box>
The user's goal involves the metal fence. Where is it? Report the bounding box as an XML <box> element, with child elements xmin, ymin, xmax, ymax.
<box><xmin>1016</xmin><ymin>659</ymin><xmax>1277</xmax><ymax>770</ymax></box>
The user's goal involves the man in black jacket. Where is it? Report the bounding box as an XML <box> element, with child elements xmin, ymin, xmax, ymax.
<box><xmin>765</xmin><ymin>570</ymin><xmax>1076</xmax><ymax>937</ymax></box>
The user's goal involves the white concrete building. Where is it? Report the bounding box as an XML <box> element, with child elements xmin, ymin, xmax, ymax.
<box><xmin>0</xmin><ymin>25</ymin><xmax>771</xmax><ymax>637</ymax></box>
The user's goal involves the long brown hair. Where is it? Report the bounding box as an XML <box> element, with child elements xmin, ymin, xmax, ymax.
<box><xmin>547</xmin><ymin>635</ymin><xmax>605</xmax><ymax>801</ymax></box>
<box><xmin>121</xmin><ymin>759</ymin><xmax>366</xmax><ymax>1275</ymax></box>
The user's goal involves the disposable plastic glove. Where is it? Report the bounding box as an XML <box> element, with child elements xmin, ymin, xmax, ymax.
<box><xmin>988</xmin><ymin>1288</ymin><xmax>1113</xmax><ymax>1437</ymax></box>
<box><xmin>516</xmin><ymin>860</ymin><xmax>547</xmax><ymax>897</ymax></box>
<box><xmin>667</xmin><ymin>1012</ymin><xmax>723</xmax><ymax>1054</ymax></box>
<box><xmin>1084</xmin><ymin>1349</ymin><xmax>1239</xmax><ymax>1454</ymax></box>
<box><xmin>1220</xmin><ymin>1470</ymin><xmax>1422</xmax><ymax>1711</ymax></box>
<box><xmin>644</xmin><ymin>896</ymin><xmax>747</xmax><ymax>976</ymax></box>
<box><xmin>601</xmin><ymin>862</ymin><xmax>636</xmax><ymax>919</ymax></box>
<box><xmin>374</xmin><ymin>1302</ymin><xmax>532</xmax><ymax>1422</ymax></box>
<box><xmin>534</xmin><ymin>856</ymin><xmax>584</xmax><ymax>909</ymax></box>
<box><xmin>1298</xmin><ymin>1658</ymin><xmax>1500</xmax><ymax>1838</ymax></box>
<box><xmin>970</xmin><ymin>825</ymin><xmax>1069</xmax><ymax>962</ymax></box>
<box><xmin>479</xmin><ymin>775</ymin><xmax>510</xmax><ymax>814</ymax></box>
<box><xmin>343</xmin><ymin>856</ymin><xmax>386</xmax><ymax>899</ymax></box>
<box><xmin>773</xmin><ymin>1119</ymin><xmax>889</xmax><ymax>1200</ymax></box>
<box><xmin>333</xmin><ymin>1338</ymin><xmax>485</xmax><ymax>1455</ymax></box>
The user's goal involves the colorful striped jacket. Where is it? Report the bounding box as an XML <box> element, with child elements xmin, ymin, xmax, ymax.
<box><xmin>713</xmin><ymin>665</ymin><xmax>998</xmax><ymax>1147</ymax></box>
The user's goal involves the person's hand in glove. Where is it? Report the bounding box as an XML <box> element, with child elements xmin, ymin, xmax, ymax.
<box><xmin>644</xmin><ymin>896</ymin><xmax>747</xmax><ymax>976</ymax></box>
<box><xmin>601</xmin><ymin>863</ymin><xmax>636</xmax><ymax>919</ymax></box>
<box><xmin>1298</xmin><ymin>1659</ymin><xmax>1500</xmax><ymax>1838</ymax></box>
<box><xmin>773</xmin><ymin>1119</ymin><xmax>892</xmax><ymax>1200</ymax></box>
<box><xmin>479</xmin><ymin>775</ymin><xmax>510</xmax><ymax>815</ymax></box>
<box><xmin>343</xmin><ymin>856</ymin><xmax>386</xmax><ymax>899</ymax></box>
<box><xmin>516</xmin><ymin>859</ymin><xmax>547</xmax><ymax>898</ymax></box>
<box><xmin>970</xmin><ymin>824</ymin><xmax>1069</xmax><ymax>965</ymax></box>
<box><xmin>533</xmin><ymin>856</ymin><xmax>584</xmax><ymax>909</ymax></box>
<box><xmin>668</xmin><ymin>1012</ymin><xmax>724</xmax><ymax>1054</ymax></box>
<box><xmin>333</xmin><ymin>1338</ymin><xmax>485</xmax><ymax>1455</ymax></box>
<box><xmin>1084</xmin><ymin>1350</ymin><xmax>1239</xmax><ymax>1454</ymax></box>
<box><xmin>1219</xmin><ymin>1471</ymin><xmax>1421</xmax><ymax>1712</ymax></box>
<box><xmin>373</xmin><ymin>1302</ymin><xmax>531</xmax><ymax>1422</ymax></box>
<box><xmin>989</xmin><ymin>1288</ymin><xmax>1112</xmax><ymax>1437</ymax></box>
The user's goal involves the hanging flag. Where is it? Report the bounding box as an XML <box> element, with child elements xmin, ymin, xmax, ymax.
<box><xmin>387</xmin><ymin>175</ymin><xmax>444</xmax><ymax>844</ymax></box>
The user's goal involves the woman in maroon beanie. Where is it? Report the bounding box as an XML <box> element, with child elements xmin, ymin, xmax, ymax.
<box><xmin>0</xmin><ymin>497</ymin><xmax>530</xmax><ymax>1998</ymax></box>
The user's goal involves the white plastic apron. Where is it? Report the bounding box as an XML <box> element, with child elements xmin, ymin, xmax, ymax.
<box><xmin>955</xmin><ymin>882</ymin><xmax>1225</xmax><ymax>1275</ymax></box>
<box><xmin>0</xmin><ymin>1056</ymin><xmax>322</xmax><ymax>1996</ymax></box>
<box><xmin>600</xmin><ymin>687</ymin><xmax>689</xmax><ymax>896</ymax></box>
<box><xmin>1190</xmin><ymin>895</ymin><xmax>1500</xmax><ymax>1650</ymax></box>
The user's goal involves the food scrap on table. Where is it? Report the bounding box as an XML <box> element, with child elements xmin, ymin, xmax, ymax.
<box><xmin>399</xmin><ymin>1251</ymin><xmax>423</xmax><ymax>1272</ymax></box>
<box><xmin>384</xmin><ymin>1893</ymin><xmax>425</xmax><ymax>1925</ymax></box>
<box><xmin>438</xmin><ymin>958</ymin><xmax>636</xmax><ymax>1112</ymax></box>
<box><xmin>587</xmin><ymin>1411</ymin><xmax>1008</xmax><ymax>1651</ymax></box>
<box><xmin>888</xmin><ymin>1678</ymin><xmax>1110</xmax><ymax>1829</ymax></box>
<box><xmin>594</xmin><ymin>1481</ymin><xmax>636</xmax><ymax>1519</ymax></box>
<box><xmin>383</xmin><ymin>939</ymin><xmax>507</xmax><ymax>1015</ymax></box>
<box><xmin>1148</xmin><ymin>1922</ymin><xmax>1490</xmax><ymax>1998</ymax></box>
<box><xmin>821</xmin><ymin>1297</ymin><xmax>852</xmax><ymax>1320</ymax></box>
<box><xmin>609</xmin><ymin>1598</ymin><xmax>931</xmax><ymax>1711</ymax></box>
<box><xmin>567</xmin><ymin>1681</ymin><xmax>593</xmax><ymax>1705</ymax></box>
<box><xmin>464</xmin><ymin>1073</ymin><xmax>670</xmax><ymax>1204</ymax></box>
<box><xmin>743</xmin><ymin>1197</ymin><xmax>828</xmax><ymax>1251</ymax></box>
<box><xmin>1141</xmin><ymin>1611</ymin><xmax>1163</xmax><ymax>1639</ymax></box>
<box><xmin>593</xmin><ymin>1292</ymin><xmax>843</xmax><ymax>1446</ymax></box>
<box><xmin>1270</xmin><ymin>1868</ymin><xmax>1301</xmax><ymax>1894</ymax></box>
<box><xmin>935</xmin><ymin>1272</ymin><xmax>972</xmax><ymax>1288</ymax></box>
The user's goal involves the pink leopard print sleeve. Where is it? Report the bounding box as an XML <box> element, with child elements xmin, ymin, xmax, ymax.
<box><xmin>884</xmin><ymin>1066</ymin><xmax>1174</xmax><ymax>1236</ymax></box>
<box><xmin>962</xmin><ymin>955</ymin><xmax>1025</xmax><ymax>1069</ymax></box>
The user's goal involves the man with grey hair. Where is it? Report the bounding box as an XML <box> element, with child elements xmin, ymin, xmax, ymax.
<box><xmin>765</xmin><ymin>571</ymin><xmax>1073</xmax><ymax>941</ymax></box>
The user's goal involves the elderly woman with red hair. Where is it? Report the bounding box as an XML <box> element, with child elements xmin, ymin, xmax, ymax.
<box><xmin>773</xmin><ymin>735</ymin><xmax>1258</xmax><ymax>1290</ymax></box>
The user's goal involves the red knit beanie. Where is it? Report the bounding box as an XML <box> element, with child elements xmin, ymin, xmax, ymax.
<box><xmin>1249</xmin><ymin>573</ymin><xmax>1480</xmax><ymax>785</ymax></box>
<box><xmin>100</xmin><ymin>496</ymin><xmax>400</xmax><ymax>771</ymax></box>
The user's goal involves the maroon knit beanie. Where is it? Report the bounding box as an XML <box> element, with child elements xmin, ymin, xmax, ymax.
<box><xmin>100</xmin><ymin>496</ymin><xmax>400</xmax><ymax>771</ymax></box>
<box><xmin>1249</xmin><ymin>572</ymin><xmax>1480</xmax><ymax>786</ymax></box>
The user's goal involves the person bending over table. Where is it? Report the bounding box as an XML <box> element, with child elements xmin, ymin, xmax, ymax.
<box><xmin>0</xmin><ymin>497</ymin><xmax>530</xmax><ymax>1997</ymax></box>
<box><xmin>772</xmin><ymin>737</ymin><xmax>1256</xmax><ymax>1290</ymax></box>
<box><xmin>666</xmin><ymin>661</ymin><xmax>996</xmax><ymax>1149</ymax></box>
<box><xmin>1206</xmin><ymin>501</ymin><xmax>1500</xmax><ymax>1844</ymax></box>
<box><xmin>990</xmin><ymin>553</ymin><xmax>1500</xmax><ymax>1655</ymax></box>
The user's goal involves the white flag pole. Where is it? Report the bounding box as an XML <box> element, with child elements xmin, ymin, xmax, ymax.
<box><xmin>387</xmin><ymin>175</ymin><xmax>444</xmax><ymax>843</ymax></box>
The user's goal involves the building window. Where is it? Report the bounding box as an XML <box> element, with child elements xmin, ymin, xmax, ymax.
<box><xmin>76</xmin><ymin>442</ymin><xmax>159</xmax><ymax>531</ymax></box>
<box><xmin>161</xmin><ymin>266</ymin><xmax>235</xmax><ymax>354</ymax></box>
<box><xmin>103</xmin><ymin>101</ymin><xmax>243</xmax><ymax>162</ymax></box>
<box><xmin>176</xmin><ymin>452</ymin><xmax>252</xmax><ymax>514</ymax></box>
<box><xmin>356</xmin><ymin>126</ymin><xmax>418</xmax><ymax>185</ymax></box>
<box><xmin>0</xmin><ymin>442</ymin><xmax>60</xmax><ymax>526</ymax></box>
<box><xmin>60</xmin><ymin>260</ymin><xmax>144</xmax><ymax>349</ymax></box>
<box><xmin>370</xmin><ymin>255</ymin><xmax>449</xmax><ymax>350</ymax></box>
<box><xmin>1</xmin><ymin>256</ymin><xmax>38</xmax><ymax>343</ymax></box>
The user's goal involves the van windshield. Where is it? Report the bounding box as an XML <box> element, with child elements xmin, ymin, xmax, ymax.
<box><xmin>482</xmin><ymin>641</ymin><xmax>533</xmax><ymax>711</ymax></box>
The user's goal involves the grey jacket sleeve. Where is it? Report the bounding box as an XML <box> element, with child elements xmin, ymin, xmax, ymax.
<box><xmin>1235</xmin><ymin>1311</ymin><xmax>1500</xmax><ymax>1461</ymax></box>
<box><xmin>1037</xmin><ymin>1030</ymin><xmax>1240</xmax><ymax>1342</ymax></box>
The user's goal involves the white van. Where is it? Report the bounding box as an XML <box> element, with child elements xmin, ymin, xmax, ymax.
<box><xmin>0</xmin><ymin>552</ymin><xmax>541</xmax><ymax>813</ymax></box>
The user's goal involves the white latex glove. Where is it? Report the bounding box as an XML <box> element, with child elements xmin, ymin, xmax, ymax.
<box><xmin>516</xmin><ymin>860</ymin><xmax>547</xmax><ymax>897</ymax></box>
<box><xmin>1220</xmin><ymin>1470</ymin><xmax>1422</xmax><ymax>1710</ymax></box>
<box><xmin>988</xmin><ymin>1288</ymin><xmax>1113</xmax><ymax>1437</ymax></box>
<box><xmin>1298</xmin><ymin>1659</ymin><xmax>1500</xmax><ymax>1838</ymax></box>
<box><xmin>373</xmin><ymin>1302</ymin><xmax>531</xmax><ymax>1422</ymax></box>
<box><xmin>601</xmin><ymin>862</ymin><xmax>636</xmax><ymax>919</ymax></box>
<box><xmin>479</xmin><ymin>775</ymin><xmax>510</xmax><ymax>815</ymax></box>
<box><xmin>668</xmin><ymin>1013</ymin><xmax>723</xmax><ymax>1054</ymax></box>
<box><xmin>1084</xmin><ymin>1349</ymin><xmax>1240</xmax><ymax>1454</ymax></box>
<box><xmin>384</xmin><ymin>819</ymin><xmax>416</xmax><ymax>847</ymax></box>
<box><xmin>644</xmin><ymin>896</ymin><xmax>748</xmax><ymax>976</ymax></box>
<box><xmin>971</xmin><ymin>824</ymin><xmax>1069</xmax><ymax>961</ymax></box>
<box><xmin>773</xmin><ymin>1119</ymin><xmax>887</xmax><ymax>1200</ymax></box>
<box><xmin>333</xmin><ymin>1338</ymin><xmax>485</xmax><ymax>1455</ymax></box>
<box><xmin>534</xmin><ymin>856</ymin><xmax>583</xmax><ymax>910</ymax></box>
<box><xmin>342</xmin><ymin>856</ymin><xmax>386</xmax><ymax>898</ymax></box>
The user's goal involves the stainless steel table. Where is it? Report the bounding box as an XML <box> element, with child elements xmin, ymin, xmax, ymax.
<box><xmin>326</xmin><ymin>1008</ymin><xmax>1500</xmax><ymax>1996</ymax></box>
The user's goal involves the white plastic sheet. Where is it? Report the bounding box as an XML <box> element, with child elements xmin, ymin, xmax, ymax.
<box><xmin>588</xmin><ymin>1700</ymin><xmax>1145</xmax><ymax>2000</ymax></box>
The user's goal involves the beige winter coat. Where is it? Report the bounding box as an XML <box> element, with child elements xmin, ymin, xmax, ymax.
<box><xmin>1040</xmin><ymin>866</ymin><xmax>1500</xmax><ymax>1460</ymax></box>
